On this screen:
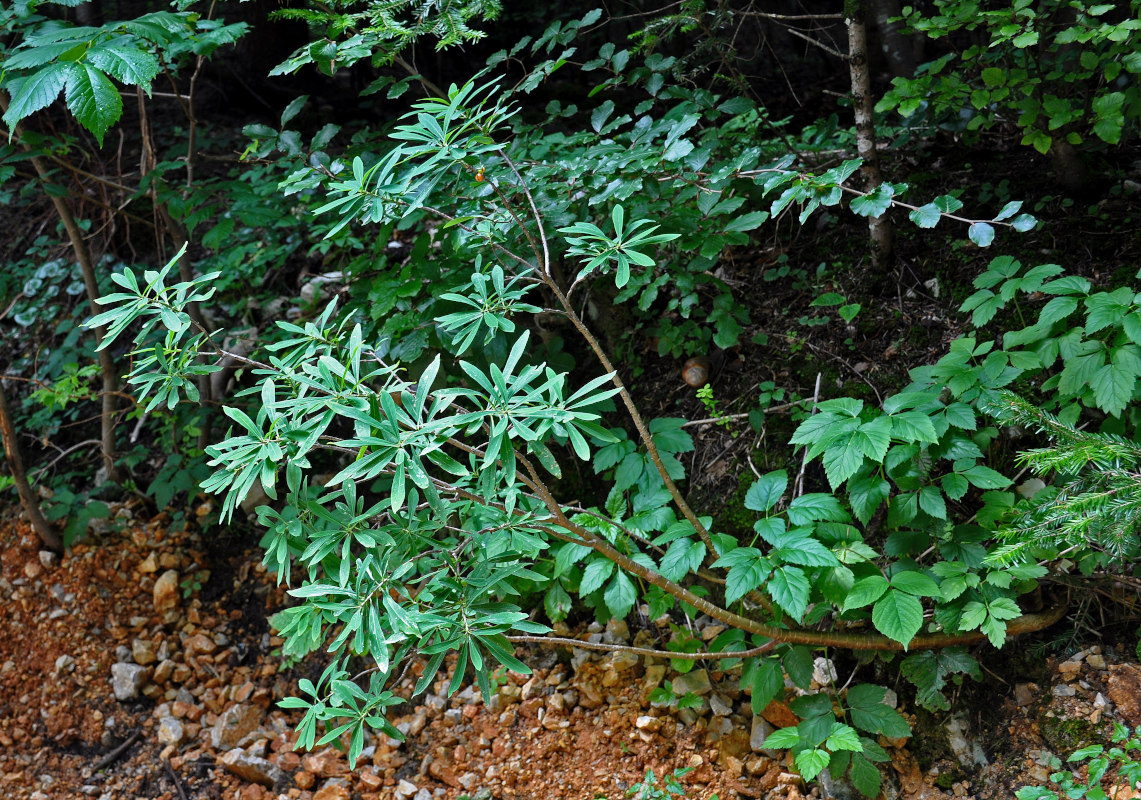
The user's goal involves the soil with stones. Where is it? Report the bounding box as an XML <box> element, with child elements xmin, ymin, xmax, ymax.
<box><xmin>1</xmin><ymin>502</ymin><xmax>1140</xmax><ymax>800</ymax></box>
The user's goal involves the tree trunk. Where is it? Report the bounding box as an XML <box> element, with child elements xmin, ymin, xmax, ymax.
<box><xmin>847</xmin><ymin>1</ymin><xmax>894</xmax><ymax>271</ymax></box>
<box><xmin>0</xmin><ymin>93</ymin><xmax>121</xmax><ymax>483</ymax></box>
<box><xmin>0</xmin><ymin>379</ymin><xmax>61</xmax><ymax>551</ymax></box>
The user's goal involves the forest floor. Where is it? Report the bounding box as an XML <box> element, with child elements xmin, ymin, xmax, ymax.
<box><xmin>2</xmin><ymin>502</ymin><xmax>1141</xmax><ymax>800</ymax></box>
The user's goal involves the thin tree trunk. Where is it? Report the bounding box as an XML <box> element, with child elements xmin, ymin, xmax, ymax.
<box><xmin>847</xmin><ymin>1</ymin><xmax>894</xmax><ymax>271</ymax></box>
<box><xmin>0</xmin><ymin>380</ymin><xmax>61</xmax><ymax>551</ymax></box>
<box><xmin>0</xmin><ymin>93</ymin><xmax>120</xmax><ymax>482</ymax></box>
<box><xmin>135</xmin><ymin>88</ymin><xmax>213</xmax><ymax>450</ymax></box>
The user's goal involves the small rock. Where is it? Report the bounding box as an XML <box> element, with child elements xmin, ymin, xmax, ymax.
<box><xmin>111</xmin><ymin>663</ymin><xmax>149</xmax><ymax>701</ymax></box>
<box><xmin>219</xmin><ymin>748</ymin><xmax>285</xmax><ymax>787</ymax></box>
<box><xmin>157</xmin><ymin>717</ymin><xmax>184</xmax><ymax>746</ymax></box>
<box><xmin>710</xmin><ymin>694</ymin><xmax>733</xmax><ymax>717</ymax></box>
<box><xmin>635</xmin><ymin>715</ymin><xmax>661</xmax><ymax>732</ymax></box>
<box><xmin>1053</xmin><ymin>684</ymin><xmax>1077</xmax><ymax>698</ymax></box>
<box><xmin>813</xmin><ymin>657</ymin><xmax>838</xmax><ymax>686</ymax></box>
<box><xmin>394</xmin><ymin>779</ymin><xmax>419</xmax><ymax>799</ymax></box>
<box><xmin>751</xmin><ymin>715</ymin><xmax>778</xmax><ymax>756</ymax></box>
<box><xmin>211</xmin><ymin>704</ymin><xmax>265</xmax><ymax>751</ymax></box>
<box><xmin>24</xmin><ymin>561</ymin><xmax>42</xmax><ymax>579</ymax></box>
<box><xmin>1058</xmin><ymin>660</ymin><xmax>1082</xmax><ymax>679</ymax></box>
<box><xmin>1087</xmin><ymin>654</ymin><xmax>1107</xmax><ymax>670</ymax></box>
<box><xmin>153</xmin><ymin>659</ymin><xmax>175</xmax><ymax>684</ymax></box>
<box><xmin>54</xmin><ymin>654</ymin><xmax>75</xmax><ymax>676</ymax></box>
<box><xmin>153</xmin><ymin>570</ymin><xmax>179</xmax><ymax>614</ymax></box>
<box><xmin>1109</xmin><ymin>665</ymin><xmax>1141</xmax><ymax>724</ymax></box>
<box><xmin>132</xmin><ymin>638</ymin><xmax>157</xmax><ymax>666</ymax></box>
<box><xmin>1014</xmin><ymin>683</ymin><xmax>1036</xmax><ymax>707</ymax></box>
<box><xmin>38</xmin><ymin>551</ymin><xmax>57</xmax><ymax>569</ymax></box>
<box><xmin>137</xmin><ymin>553</ymin><xmax>158</xmax><ymax>574</ymax></box>
<box><xmin>186</xmin><ymin>633</ymin><xmax>216</xmax><ymax>655</ymax></box>
<box><xmin>671</xmin><ymin>669</ymin><xmax>712</xmax><ymax>697</ymax></box>
<box><xmin>312</xmin><ymin>782</ymin><xmax>350</xmax><ymax>800</ymax></box>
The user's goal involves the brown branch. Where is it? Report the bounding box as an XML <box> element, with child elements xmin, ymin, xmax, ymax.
<box><xmin>507</xmin><ymin>634</ymin><xmax>777</xmax><ymax>661</ymax></box>
<box><xmin>0</xmin><ymin>379</ymin><xmax>60</xmax><ymax>550</ymax></box>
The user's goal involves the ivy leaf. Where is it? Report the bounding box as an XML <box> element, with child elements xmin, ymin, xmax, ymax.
<box><xmin>745</xmin><ymin>470</ymin><xmax>788</xmax><ymax>512</ymax></box>
<box><xmin>871</xmin><ymin>590</ymin><xmax>924</xmax><ymax>647</ymax></box>
<box><xmin>768</xmin><ymin>565</ymin><xmax>810</xmax><ymax>620</ymax></box>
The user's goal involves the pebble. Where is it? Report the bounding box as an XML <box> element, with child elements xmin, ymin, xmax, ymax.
<box><xmin>1087</xmin><ymin>654</ymin><xmax>1107</xmax><ymax>670</ymax></box>
<box><xmin>153</xmin><ymin>569</ymin><xmax>179</xmax><ymax>614</ymax></box>
<box><xmin>219</xmin><ymin>747</ymin><xmax>285</xmax><ymax>787</ymax></box>
<box><xmin>1053</xmin><ymin>684</ymin><xmax>1076</xmax><ymax>698</ymax></box>
<box><xmin>394</xmin><ymin>779</ymin><xmax>419</xmax><ymax>798</ymax></box>
<box><xmin>710</xmin><ymin>694</ymin><xmax>733</xmax><ymax>717</ymax></box>
<box><xmin>157</xmin><ymin>717</ymin><xmax>184</xmax><ymax>746</ymax></box>
<box><xmin>111</xmin><ymin>662</ymin><xmax>149</xmax><ymax>701</ymax></box>
<box><xmin>132</xmin><ymin>638</ymin><xmax>157</xmax><ymax>666</ymax></box>
<box><xmin>812</xmin><ymin>657</ymin><xmax>838</xmax><ymax>686</ymax></box>
<box><xmin>211</xmin><ymin>704</ymin><xmax>265</xmax><ymax>751</ymax></box>
<box><xmin>671</xmin><ymin>668</ymin><xmax>712</xmax><ymax>697</ymax></box>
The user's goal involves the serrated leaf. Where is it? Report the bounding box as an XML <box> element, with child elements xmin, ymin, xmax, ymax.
<box><xmin>850</xmin><ymin>752</ymin><xmax>882</xmax><ymax>798</ymax></box>
<box><xmin>65</xmin><ymin>62</ymin><xmax>121</xmax><ymax>144</ymax></box>
<box><xmin>603</xmin><ymin>571</ymin><xmax>636</xmax><ymax>618</ymax></box>
<box><xmin>891</xmin><ymin>570</ymin><xmax>941</xmax><ymax>597</ymax></box>
<box><xmin>3</xmin><ymin>64</ymin><xmax>69</xmax><ymax>128</ymax></box>
<box><xmin>745</xmin><ymin>470</ymin><xmax>787</xmax><ymax>513</ymax></box>
<box><xmin>872</xmin><ymin>590</ymin><xmax>924</xmax><ymax>647</ymax></box>
<box><xmin>768</xmin><ymin>565</ymin><xmax>810</xmax><ymax>620</ymax></box>
<box><xmin>795</xmin><ymin>748</ymin><xmax>831</xmax><ymax>781</ymax></box>
<box><xmin>843</xmin><ymin>575</ymin><xmax>889</xmax><ymax>611</ymax></box>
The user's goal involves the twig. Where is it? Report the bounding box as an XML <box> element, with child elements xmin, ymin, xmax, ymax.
<box><xmin>794</xmin><ymin>373</ymin><xmax>822</xmax><ymax>498</ymax></box>
<box><xmin>507</xmin><ymin>634</ymin><xmax>776</xmax><ymax>660</ymax></box>
<box><xmin>164</xmin><ymin>759</ymin><xmax>189</xmax><ymax>800</ymax></box>
<box><xmin>681</xmin><ymin>398</ymin><xmax>813</xmax><ymax>428</ymax></box>
<box><xmin>93</xmin><ymin>729</ymin><xmax>142</xmax><ymax>772</ymax></box>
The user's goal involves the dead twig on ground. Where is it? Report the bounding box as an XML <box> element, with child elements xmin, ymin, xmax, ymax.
<box><xmin>93</xmin><ymin>729</ymin><xmax>142</xmax><ymax>772</ymax></box>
